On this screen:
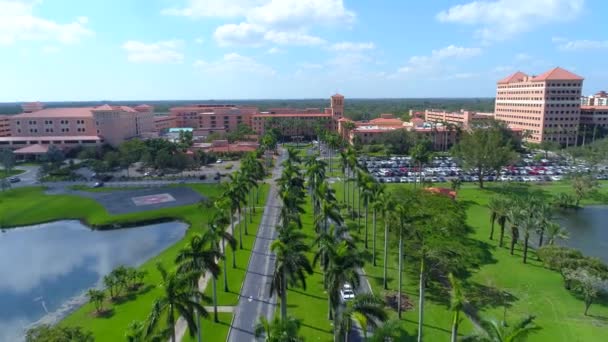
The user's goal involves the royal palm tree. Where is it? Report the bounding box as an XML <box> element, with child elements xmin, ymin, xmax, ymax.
<box><xmin>449</xmin><ymin>273</ymin><xmax>466</xmax><ymax>342</ymax></box>
<box><xmin>506</xmin><ymin>206</ymin><xmax>523</xmax><ymax>256</ymax></box>
<box><xmin>210</xmin><ymin>207</ymin><xmax>237</xmax><ymax>294</ymax></box>
<box><xmin>494</xmin><ymin>198</ymin><xmax>510</xmax><ymax>248</ymax></box>
<box><xmin>545</xmin><ymin>221</ymin><xmax>569</xmax><ymax>245</ymax></box>
<box><xmin>463</xmin><ymin>315</ymin><xmax>539</xmax><ymax>342</ymax></box>
<box><xmin>337</xmin><ymin>294</ymin><xmax>388</xmax><ymax>342</ymax></box>
<box><xmin>146</xmin><ymin>263</ymin><xmax>207</xmax><ymax>342</ymax></box>
<box><xmin>313</xmin><ymin>224</ymin><xmax>354</xmax><ymax>289</ymax></box>
<box><xmin>488</xmin><ymin>197</ymin><xmax>501</xmax><ymax>240</ymax></box>
<box><xmin>316</xmin><ymin>198</ymin><xmax>343</xmax><ymax>235</ymax></box>
<box><xmin>325</xmin><ymin>241</ymin><xmax>364</xmax><ymax>321</ymax></box>
<box><xmin>370</xmin><ymin>182</ymin><xmax>384</xmax><ymax>266</ymax></box>
<box><xmin>517</xmin><ymin>210</ymin><xmax>538</xmax><ymax>264</ymax></box>
<box><xmin>270</xmin><ymin>222</ymin><xmax>313</xmax><ymax>319</ymax></box>
<box><xmin>175</xmin><ymin>234</ymin><xmax>221</xmax><ymax>342</ymax></box>
<box><xmin>377</xmin><ymin>191</ymin><xmax>396</xmax><ymax>290</ymax></box>
<box><xmin>536</xmin><ymin>202</ymin><xmax>553</xmax><ymax>247</ymax></box>
<box><xmin>361</xmin><ymin>177</ymin><xmax>374</xmax><ymax>249</ymax></box>
<box><xmin>254</xmin><ymin>316</ymin><xmax>304</xmax><ymax>342</ymax></box>
<box><xmin>225</xmin><ymin>175</ymin><xmax>246</xmax><ymax>252</ymax></box>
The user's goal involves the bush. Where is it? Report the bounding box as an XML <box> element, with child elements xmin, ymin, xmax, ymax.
<box><xmin>224</xmin><ymin>164</ymin><xmax>234</xmax><ymax>170</ymax></box>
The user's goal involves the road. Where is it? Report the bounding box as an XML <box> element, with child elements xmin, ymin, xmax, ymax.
<box><xmin>227</xmin><ymin>149</ymin><xmax>285</xmax><ymax>342</ymax></box>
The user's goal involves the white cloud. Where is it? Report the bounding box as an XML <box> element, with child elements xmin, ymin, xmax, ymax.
<box><xmin>266</xmin><ymin>47</ymin><xmax>284</xmax><ymax>54</ymax></box>
<box><xmin>394</xmin><ymin>45</ymin><xmax>481</xmax><ymax>77</ymax></box>
<box><xmin>0</xmin><ymin>0</ymin><xmax>92</xmax><ymax>45</ymax></box>
<box><xmin>436</xmin><ymin>0</ymin><xmax>584</xmax><ymax>41</ymax></box>
<box><xmin>264</xmin><ymin>30</ymin><xmax>325</xmax><ymax>45</ymax></box>
<box><xmin>122</xmin><ymin>40</ymin><xmax>184</xmax><ymax>63</ymax></box>
<box><xmin>161</xmin><ymin>0</ymin><xmax>262</xmax><ymax>18</ymax></box>
<box><xmin>246</xmin><ymin>0</ymin><xmax>355</xmax><ymax>29</ymax></box>
<box><xmin>214</xmin><ymin>22</ymin><xmax>266</xmax><ymax>46</ymax></box>
<box><xmin>194</xmin><ymin>52</ymin><xmax>276</xmax><ymax>76</ymax></box>
<box><xmin>515</xmin><ymin>53</ymin><xmax>531</xmax><ymax>61</ymax></box>
<box><xmin>330</xmin><ymin>41</ymin><xmax>375</xmax><ymax>51</ymax></box>
<box><xmin>555</xmin><ymin>39</ymin><xmax>608</xmax><ymax>51</ymax></box>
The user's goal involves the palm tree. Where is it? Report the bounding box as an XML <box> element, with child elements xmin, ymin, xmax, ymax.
<box><xmin>175</xmin><ymin>233</ymin><xmax>221</xmax><ymax>341</ymax></box>
<box><xmin>376</xmin><ymin>191</ymin><xmax>396</xmax><ymax>290</ymax></box>
<box><xmin>337</xmin><ymin>294</ymin><xmax>388</xmax><ymax>342</ymax></box>
<box><xmin>494</xmin><ymin>198</ymin><xmax>510</xmax><ymax>248</ymax></box>
<box><xmin>214</xmin><ymin>199</ymin><xmax>238</xmax><ymax>290</ymax></box>
<box><xmin>463</xmin><ymin>315</ymin><xmax>539</xmax><ymax>342</ymax></box>
<box><xmin>449</xmin><ymin>273</ymin><xmax>466</xmax><ymax>342</ymax></box>
<box><xmin>545</xmin><ymin>222</ymin><xmax>569</xmax><ymax>245</ymax></box>
<box><xmin>227</xmin><ymin>172</ymin><xmax>247</xmax><ymax>250</ymax></box>
<box><xmin>146</xmin><ymin>263</ymin><xmax>207</xmax><ymax>342</ymax></box>
<box><xmin>125</xmin><ymin>320</ymin><xmax>145</xmax><ymax>342</ymax></box>
<box><xmin>506</xmin><ymin>206</ymin><xmax>523</xmax><ymax>256</ymax></box>
<box><xmin>536</xmin><ymin>202</ymin><xmax>553</xmax><ymax>247</ymax></box>
<box><xmin>370</xmin><ymin>183</ymin><xmax>384</xmax><ymax>266</ymax></box>
<box><xmin>517</xmin><ymin>210</ymin><xmax>538</xmax><ymax>264</ymax></box>
<box><xmin>86</xmin><ymin>289</ymin><xmax>105</xmax><ymax>314</ymax></box>
<box><xmin>325</xmin><ymin>241</ymin><xmax>364</xmax><ymax>321</ymax></box>
<box><xmin>254</xmin><ymin>316</ymin><xmax>303</xmax><ymax>342</ymax></box>
<box><xmin>339</xmin><ymin>150</ymin><xmax>349</xmax><ymax>204</ymax></box>
<box><xmin>368</xmin><ymin>319</ymin><xmax>404</xmax><ymax>342</ymax></box>
<box><xmin>270</xmin><ymin>222</ymin><xmax>313</xmax><ymax>320</ymax></box>
<box><xmin>316</xmin><ymin>198</ymin><xmax>343</xmax><ymax>235</ymax></box>
<box><xmin>411</xmin><ymin>142</ymin><xmax>430</xmax><ymax>188</ymax></box>
<box><xmin>488</xmin><ymin>197</ymin><xmax>501</xmax><ymax>240</ymax></box>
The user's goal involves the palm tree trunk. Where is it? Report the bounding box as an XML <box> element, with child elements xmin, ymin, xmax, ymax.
<box><xmin>489</xmin><ymin>219</ymin><xmax>495</xmax><ymax>240</ymax></box>
<box><xmin>237</xmin><ymin>209</ymin><xmax>243</xmax><ymax>249</ymax></box>
<box><xmin>328</xmin><ymin>297</ymin><xmax>333</xmax><ymax>320</ymax></box>
<box><xmin>398</xmin><ymin>230</ymin><xmax>403</xmax><ymax>319</ymax></box>
<box><xmin>451</xmin><ymin>310</ymin><xmax>460</xmax><ymax>342</ymax></box>
<box><xmin>499</xmin><ymin>222</ymin><xmax>505</xmax><ymax>248</ymax></box>
<box><xmin>364</xmin><ymin>204</ymin><xmax>369</xmax><ymax>249</ymax></box>
<box><xmin>538</xmin><ymin>229</ymin><xmax>544</xmax><ymax>247</ymax></box>
<box><xmin>372</xmin><ymin>208</ymin><xmax>376</xmax><ymax>265</ymax></box>
<box><xmin>357</xmin><ymin>186</ymin><xmax>361</xmax><ymax>228</ymax></box>
<box><xmin>212</xmin><ymin>276</ymin><xmax>219</xmax><ymax>322</ymax></box>
<box><xmin>222</xmin><ymin>239</ymin><xmax>229</xmax><ymax>292</ymax></box>
<box><xmin>244</xmin><ymin>206</ymin><xmax>249</xmax><ymax>235</ymax></box>
<box><xmin>523</xmin><ymin>236</ymin><xmax>529</xmax><ymax>264</ymax></box>
<box><xmin>281</xmin><ymin>269</ymin><xmax>287</xmax><ymax>320</ymax></box>
<box><xmin>418</xmin><ymin>258</ymin><xmax>425</xmax><ymax>342</ymax></box>
<box><xmin>510</xmin><ymin>230</ymin><xmax>517</xmax><ymax>256</ymax></box>
<box><xmin>170</xmin><ymin>312</ymin><xmax>177</xmax><ymax>342</ymax></box>
<box><xmin>383</xmin><ymin>220</ymin><xmax>389</xmax><ymax>290</ymax></box>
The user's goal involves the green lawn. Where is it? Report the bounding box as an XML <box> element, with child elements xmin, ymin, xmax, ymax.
<box><xmin>292</xmin><ymin>178</ymin><xmax>608</xmax><ymax>341</ymax></box>
<box><xmin>182</xmin><ymin>313</ymin><xmax>232</xmax><ymax>342</ymax></box>
<box><xmin>0</xmin><ymin>183</ymin><xmax>269</xmax><ymax>342</ymax></box>
<box><xmin>0</xmin><ymin>168</ymin><xmax>25</xmax><ymax>179</ymax></box>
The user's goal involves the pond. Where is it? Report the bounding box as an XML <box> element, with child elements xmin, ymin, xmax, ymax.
<box><xmin>0</xmin><ymin>220</ymin><xmax>187</xmax><ymax>341</ymax></box>
<box><xmin>557</xmin><ymin>205</ymin><xmax>608</xmax><ymax>264</ymax></box>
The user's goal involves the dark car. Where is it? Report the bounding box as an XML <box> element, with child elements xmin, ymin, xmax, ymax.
<box><xmin>92</xmin><ymin>182</ymin><xmax>104</xmax><ymax>188</ymax></box>
<box><xmin>9</xmin><ymin>177</ymin><xmax>20</xmax><ymax>183</ymax></box>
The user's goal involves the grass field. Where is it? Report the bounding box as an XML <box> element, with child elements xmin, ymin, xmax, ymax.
<box><xmin>0</xmin><ymin>183</ymin><xmax>269</xmax><ymax>342</ymax></box>
<box><xmin>0</xmin><ymin>168</ymin><xmax>25</xmax><ymax>179</ymax></box>
<box><xmin>291</xmin><ymin>177</ymin><xmax>608</xmax><ymax>341</ymax></box>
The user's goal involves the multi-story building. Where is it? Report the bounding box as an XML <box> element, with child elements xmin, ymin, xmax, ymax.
<box><xmin>0</xmin><ymin>103</ymin><xmax>155</xmax><ymax>151</ymax></box>
<box><xmin>494</xmin><ymin>67</ymin><xmax>584</xmax><ymax>144</ymax></box>
<box><xmin>168</xmin><ymin>104</ymin><xmax>258</xmax><ymax>134</ymax></box>
<box><xmin>154</xmin><ymin>115</ymin><xmax>178</xmax><ymax>132</ymax></box>
<box><xmin>424</xmin><ymin>109</ymin><xmax>494</xmax><ymax>128</ymax></box>
<box><xmin>581</xmin><ymin>91</ymin><xmax>608</xmax><ymax>106</ymax></box>
<box><xmin>0</xmin><ymin>116</ymin><xmax>11</xmax><ymax>137</ymax></box>
<box><xmin>580</xmin><ymin>105</ymin><xmax>608</xmax><ymax>131</ymax></box>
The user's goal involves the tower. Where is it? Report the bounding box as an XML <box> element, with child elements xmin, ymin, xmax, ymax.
<box><xmin>331</xmin><ymin>93</ymin><xmax>344</xmax><ymax>119</ymax></box>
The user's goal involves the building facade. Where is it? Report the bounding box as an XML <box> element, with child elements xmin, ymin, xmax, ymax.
<box><xmin>0</xmin><ymin>116</ymin><xmax>11</xmax><ymax>137</ymax></box>
<box><xmin>424</xmin><ymin>109</ymin><xmax>494</xmax><ymax>128</ymax></box>
<box><xmin>0</xmin><ymin>103</ymin><xmax>155</xmax><ymax>150</ymax></box>
<box><xmin>494</xmin><ymin>67</ymin><xmax>584</xmax><ymax>144</ymax></box>
<box><xmin>580</xmin><ymin>105</ymin><xmax>608</xmax><ymax>130</ymax></box>
<box><xmin>581</xmin><ymin>91</ymin><xmax>608</xmax><ymax>106</ymax></box>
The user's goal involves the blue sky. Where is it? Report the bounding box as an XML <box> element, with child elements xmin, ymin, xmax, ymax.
<box><xmin>0</xmin><ymin>0</ymin><xmax>606</xmax><ymax>101</ymax></box>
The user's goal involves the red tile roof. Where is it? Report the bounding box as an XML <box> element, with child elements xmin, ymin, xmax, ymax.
<box><xmin>0</xmin><ymin>136</ymin><xmax>101</xmax><ymax>142</ymax></box>
<box><xmin>12</xmin><ymin>107</ymin><xmax>95</xmax><ymax>118</ymax></box>
<box><xmin>531</xmin><ymin>67</ymin><xmax>583</xmax><ymax>81</ymax></box>
<box><xmin>497</xmin><ymin>71</ymin><xmax>528</xmax><ymax>84</ymax></box>
<box><xmin>13</xmin><ymin>144</ymin><xmax>49</xmax><ymax>154</ymax></box>
<box><xmin>424</xmin><ymin>187</ymin><xmax>457</xmax><ymax>199</ymax></box>
<box><xmin>581</xmin><ymin>105</ymin><xmax>608</xmax><ymax>110</ymax></box>
<box><xmin>253</xmin><ymin>113</ymin><xmax>332</xmax><ymax>118</ymax></box>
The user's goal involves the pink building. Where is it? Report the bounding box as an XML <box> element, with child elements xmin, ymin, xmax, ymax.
<box><xmin>0</xmin><ymin>116</ymin><xmax>11</xmax><ymax>137</ymax></box>
<box><xmin>581</xmin><ymin>91</ymin><xmax>608</xmax><ymax>106</ymax></box>
<box><xmin>251</xmin><ymin>94</ymin><xmax>344</xmax><ymax>137</ymax></box>
<box><xmin>495</xmin><ymin>67</ymin><xmax>584</xmax><ymax>144</ymax></box>
<box><xmin>154</xmin><ymin>115</ymin><xmax>178</xmax><ymax>132</ymax></box>
<box><xmin>580</xmin><ymin>105</ymin><xmax>608</xmax><ymax>130</ymax></box>
<box><xmin>0</xmin><ymin>103</ymin><xmax>156</xmax><ymax>151</ymax></box>
<box><xmin>424</xmin><ymin>109</ymin><xmax>494</xmax><ymax>128</ymax></box>
<box><xmin>168</xmin><ymin>104</ymin><xmax>258</xmax><ymax>134</ymax></box>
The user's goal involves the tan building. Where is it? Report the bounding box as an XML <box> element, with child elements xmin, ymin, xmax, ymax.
<box><xmin>0</xmin><ymin>116</ymin><xmax>11</xmax><ymax>137</ymax></box>
<box><xmin>581</xmin><ymin>91</ymin><xmax>608</xmax><ymax>106</ymax></box>
<box><xmin>580</xmin><ymin>105</ymin><xmax>608</xmax><ymax>130</ymax></box>
<box><xmin>168</xmin><ymin>104</ymin><xmax>258</xmax><ymax>134</ymax></box>
<box><xmin>154</xmin><ymin>115</ymin><xmax>178</xmax><ymax>132</ymax></box>
<box><xmin>495</xmin><ymin>67</ymin><xmax>584</xmax><ymax>144</ymax></box>
<box><xmin>424</xmin><ymin>109</ymin><xmax>494</xmax><ymax>128</ymax></box>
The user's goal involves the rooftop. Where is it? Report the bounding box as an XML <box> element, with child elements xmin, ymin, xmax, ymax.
<box><xmin>0</xmin><ymin>135</ymin><xmax>101</xmax><ymax>142</ymax></box>
<box><xmin>12</xmin><ymin>107</ymin><xmax>95</xmax><ymax>118</ymax></box>
<box><xmin>531</xmin><ymin>67</ymin><xmax>584</xmax><ymax>81</ymax></box>
<box><xmin>13</xmin><ymin>144</ymin><xmax>49</xmax><ymax>154</ymax></box>
<box><xmin>253</xmin><ymin>113</ymin><xmax>332</xmax><ymax>118</ymax></box>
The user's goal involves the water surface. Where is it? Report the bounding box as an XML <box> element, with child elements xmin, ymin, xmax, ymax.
<box><xmin>0</xmin><ymin>220</ymin><xmax>187</xmax><ymax>341</ymax></box>
<box><xmin>557</xmin><ymin>205</ymin><xmax>608</xmax><ymax>263</ymax></box>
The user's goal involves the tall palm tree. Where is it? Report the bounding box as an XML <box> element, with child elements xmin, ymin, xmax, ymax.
<box><xmin>370</xmin><ymin>183</ymin><xmax>384</xmax><ymax>266</ymax></box>
<box><xmin>494</xmin><ymin>198</ymin><xmax>510</xmax><ymax>248</ymax></box>
<box><xmin>449</xmin><ymin>273</ymin><xmax>466</xmax><ymax>342</ymax></box>
<box><xmin>325</xmin><ymin>241</ymin><xmax>364</xmax><ymax>321</ymax></box>
<box><xmin>313</xmin><ymin>224</ymin><xmax>354</xmax><ymax>288</ymax></box>
<box><xmin>463</xmin><ymin>315</ymin><xmax>539</xmax><ymax>342</ymax></box>
<box><xmin>225</xmin><ymin>175</ymin><xmax>246</xmax><ymax>252</ymax></box>
<box><xmin>506</xmin><ymin>206</ymin><xmax>523</xmax><ymax>256</ymax></box>
<box><xmin>254</xmin><ymin>316</ymin><xmax>304</xmax><ymax>342</ymax></box>
<box><xmin>175</xmin><ymin>234</ymin><xmax>221</xmax><ymax>342</ymax></box>
<box><xmin>517</xmin><ymin>211</ymin><xmax>538</xmax><ymax>264</ymax></box>
<box><xmin>209</xmin><ymin>207</ymin><xmax>237</xmax><ymax>294</ymax></box>
<box><xmin>536</xmin><ymin>202</ymin><xmax>553</xmax><ymax>247</ymax></box>
<box><xmin>377</xmin><ymin>191</ymin><xmax>396</xmax><ymax>290</ymax></box>
<box><xmin>146</xmin><ymin>263</ymin><xmax>207</xmax><ymax>342</ymax></box>
<box><xmin>337</xmin><ymin>294</ymin><xmax>388</xmax><ymax>342</ymax></box>
<box><xmin>339</xmin><ymin>150</ymin><xmax>349</xmax><ymax>204</ymax></box>
<box><xmin>488</xmin><ymin>197</ymin><xmax>501</xmax><ymax>240</ymax></box>
<box><xmin>316</xmin><ymin>198</ymin><xmax>343</xmax><ymax>235</ymax></box>
<box><xmin>361</xmin><ymin>177</ymin><xmax>374</xmax><ymax>249</ymax></box>
<box><xmin>270</xmin><ymin>223</ymin><xmax>313</xmax><ymax>319</ymax></box>
<box><xmin>545</xmin><ymin>222</ymin><xmax>569</xmax><ymax>245</ymax></box>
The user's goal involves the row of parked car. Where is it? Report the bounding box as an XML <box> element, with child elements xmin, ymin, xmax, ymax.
<box><xmin>360</xmin><ymin>154</ymin><xmax>607</xmax><ymax>184</ymax></box>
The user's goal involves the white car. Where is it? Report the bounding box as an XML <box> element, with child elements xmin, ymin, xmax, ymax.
<box><xmin>340</xmin><ymin>283</ymin><xmax>355</xmax><ymax>302</ymax></box>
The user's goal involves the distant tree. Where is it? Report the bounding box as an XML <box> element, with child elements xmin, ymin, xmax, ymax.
<box><xmin>103</xmin><ymin>151</ymin><xmax>121</xmax><ymax>169</ymax></box>
<box><xmin>44</xmin><ymin>145</ymin><xmax>65</xmax><ymax>167</ymax></box>
<box><xmin>452</xmin><ymin>127</ymin><xmax>517</xmax><ymax>188</ymax></box>
<box><xmin>125</xmin><ymin>320</ymin><xmax>145</xmax><ymax>342</ymax></box>
<box><xmin>25</xmin><ymin>325</ymin><xmax>94</xmax><ymax>342</ymax></box>
<box><xmin>87</xmin><ymin>288</ymin><xmax>106</xmax><ymax>314</ymax></box>
<box><xmin>178</xmin><ymin>130</ymin><xmax>194</xmax><ymax>150</ymax></box>
<box><xmin>569</xmin><ymin>173</ymin><xmax>599</xmax><ymax>206</ymax></box>
<box><xmin>0</xmin><ymin>148</ymin><xmax>15</xmax><ymax>177</ymax></box>
<box><xmin>564</xmin><ymin>268</ymin><xmax>608</xmax><ymax>315</ymax></box>
<box><xmin>450</xmin><ymin>178</ymin><xmax>462</xmax><ymax>191</ymax></box>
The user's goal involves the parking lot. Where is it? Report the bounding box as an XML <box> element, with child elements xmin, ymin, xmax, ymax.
<box><xmin>361</xmin><ymin>154</ymin><xmax>608</xmax><ymax>184</ymax></box>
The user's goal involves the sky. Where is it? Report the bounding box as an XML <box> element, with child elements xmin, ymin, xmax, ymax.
<box><xmin>0</xmin><ymin>0</ymin><xmax>607</xmax><ymax>101</ymax></box>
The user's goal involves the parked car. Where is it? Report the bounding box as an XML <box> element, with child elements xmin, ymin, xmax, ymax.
<box><xmin>9</xmin><ymin>177</ymin><xmax>20</xmax><ymax>183</ymax></box>
<box><xmin>340</xmin><ymin>283</ymin><xmax>355</xmax><ymax>302</ymax></box>
<box><xmin>92</xmin><ymin>182</ymin><xmax>104</xmax><ymax>188</ymax></box>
